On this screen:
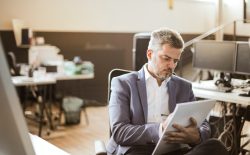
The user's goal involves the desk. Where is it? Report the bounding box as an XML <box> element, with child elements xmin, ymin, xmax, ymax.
<box><xmin>12</xmin><ymin>72</ymin><xmax>94</xmax><ymax>83</ymax></box>
<box><xmin>192</xmin><ymin>80</ymin><xmax>250</xmax><ymax>155</ymax></box>
<box><xmin>193</xmin><ymin>88</ymin><xmax>250</xmax><ymax>107</ymax></box>
<box><xmin>12</xmin><ymin>73</ymin><xmax>94</xmax><ymax>83</ymax></box>
<box><xmin>12</xmin><ymin>73</ymin><xmax>94</xmax><ymax>137</ymax></box>
<box><xmin>30</xmin><ymin>134</ymin><xmax>70</xmax><ymax>155</ymax></box>
<box><xmin>48</xmin><ymin>72</ymin><xmax>94</xmax><ymax>126</ymax></box>
<box><xmin>12</xmin><ymin>76</ymin><xmax>56</xmax><ymax>86</ymax></box>
<box><xmin>12</xmin><ymin>76</ymin><xmax>56</xmax><ymax>137</ymax></box>
<box><xmin>46</xmin><ymin>72</ymin><xmax>94</xmax><ymax>81</ymax></box>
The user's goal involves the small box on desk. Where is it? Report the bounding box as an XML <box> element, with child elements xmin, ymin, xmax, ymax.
<box><xmin>41</xmin><ymin>64</ymin><xmax>57</xmax><ymax>73</ymax></box>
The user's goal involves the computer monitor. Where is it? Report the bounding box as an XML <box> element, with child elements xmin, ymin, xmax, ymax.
<box><xmin>193</xmin><ymin>40</ymin><xmax>237</xmax><ymax>73</ymax></box>
<box><xmin>132</xmin><ymin>33</ymin><xmax>150</xmax><ymax>71</ymax></box>
<box><xmin>0</xmin><ymin>37</ymin><xmax>35</xmax><ymax>154</ymax></box>
<box><xmin>235</xmin><ymin>42</ymin><xmax>250</xmax><ymax>75</ymax></box>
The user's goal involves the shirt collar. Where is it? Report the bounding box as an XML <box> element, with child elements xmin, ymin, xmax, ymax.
<box><xmin>143</xmin><ymin>64</ymin><xmax>171</xmax><ymax>84</ymax></box>
<box><xmin>144</xmin><ymin>64</ymin><xmax>151</xmax><ymax>81</ymax></box>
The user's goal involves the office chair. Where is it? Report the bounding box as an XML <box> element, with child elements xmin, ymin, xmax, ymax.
<box><xmin>6</xmin><ymin>51</ymin><xmax>28</xmax><ymax>110</ymax></box>
<box><xmin>107</xmin><ymin>69</ymin><xmax>132</xmax><ymax>104</ymax></box>
<box><xmin>95</xmin><ymin>68</ymin><xmax>132</xmax><ymax>155</ymax></box>
<box><xmin>6</xmin><ymin>51</ymin><xmax>20</xmax><ymax>76</ymax></box>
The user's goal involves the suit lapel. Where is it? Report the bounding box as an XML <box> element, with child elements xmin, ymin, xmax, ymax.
<box><xmin>167</xmin><ymin>76</ymin><xmax>176</xmax><ymax>113</ymax></box>
<box><xmin>137</xmin><ymin>69</ymin><xmax>148</xmax><ymax>123</ymax></box>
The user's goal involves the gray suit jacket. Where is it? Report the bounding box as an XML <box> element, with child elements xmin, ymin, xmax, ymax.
<box><xmin>107</xmin><ymin>68</ymin><xmax>211</xmax><ymax>155</ymax></box>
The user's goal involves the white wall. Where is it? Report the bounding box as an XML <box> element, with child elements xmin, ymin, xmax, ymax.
<box><xmin>223</xmin><ymin>0</ymin><xmax>250</xmax><ymax>36</ymax></box>
<box><xmin>0</xmin><ymin>0</ymin><xmax>250</xmax><ymax>35</ymax></box>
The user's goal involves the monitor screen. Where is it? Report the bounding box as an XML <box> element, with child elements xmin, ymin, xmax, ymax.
<box><xmin>193</xmin><ymin>40</ymin><xmax>237</xmax><ymax>73</ymax></box>
<box><xmin>0</xmin><ymin>36</ymin><xmax>35</xmax><ymax>155</ymax></box>
<box><xmin>132</xmin><ymin>33</ymin><xmax>150</xmax><ymax>71</ymax></box>
<box><xmin>235</xmin><ymin>42</ymin><xmax>250</xmax><ymax>75</ymax></box>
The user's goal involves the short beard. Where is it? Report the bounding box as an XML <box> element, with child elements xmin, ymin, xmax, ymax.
<box><xmin>157</xmin><ymin>69</ymin><xmax>173</xmax><ymax>81</ymax></box>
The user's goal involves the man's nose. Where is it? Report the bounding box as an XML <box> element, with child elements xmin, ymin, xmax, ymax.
<box><xmin>167</xmin><ymin>59</ymin><xmax>176</xmax><ymax>68</ymax></box>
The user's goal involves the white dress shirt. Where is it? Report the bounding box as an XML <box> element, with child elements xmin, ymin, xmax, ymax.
<box><xmin>144</xmin><ymin>64</ymin><xmax>170</xmax><ymax>124</ymax></box>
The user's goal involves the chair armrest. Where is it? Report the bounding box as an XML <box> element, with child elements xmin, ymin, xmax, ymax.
<box><xmin>94</xmin><ymin>140</ymin><xmax>107</xmax><ymax>155</ymax></box>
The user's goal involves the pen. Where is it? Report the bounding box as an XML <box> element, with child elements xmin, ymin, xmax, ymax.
<box><xmin>161</xmin><ymin>114</ymin><xmax>169</xmax><ymax>117</ymax></box>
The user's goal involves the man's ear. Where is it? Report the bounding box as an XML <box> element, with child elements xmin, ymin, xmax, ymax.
<box><xmin>147</xmin><ymin>49</ymin><xmax>152</xmax><ymax>60</ymax></box>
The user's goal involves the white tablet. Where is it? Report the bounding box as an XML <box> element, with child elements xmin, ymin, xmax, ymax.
<box><xmin>152</xmin><ymin>99</ymin><xmax>216</xmax><ymax>155</ymax></box>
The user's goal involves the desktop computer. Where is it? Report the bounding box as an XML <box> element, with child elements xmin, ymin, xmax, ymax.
<box><xmin>193</xmin><ymin>40</ymin><xmax>237</xmax><ymax>90</ymax></box>
<box><xmin>193</xmin><ymin>40</ymin><xmax>250</xmax><ymax>96</ymax></box>
<box><xmin>132</xmin><ymin>33</ymin><xmax>150</xmax><ymax>71</ymax></box>
<box><xmin>235</xmin><ymin>42</ymin><xmax>250</xmax><ymax>96</ymax></box>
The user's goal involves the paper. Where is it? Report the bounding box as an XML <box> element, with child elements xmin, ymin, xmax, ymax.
<box><xmin>152</xmin><ymin>99</ymin><xmax>216</xmax><ymax>155</ymax></box>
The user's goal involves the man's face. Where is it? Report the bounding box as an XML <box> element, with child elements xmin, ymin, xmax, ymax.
<box><xmin>147</xmin><ymin>43</ymin><xmax>182</xmax><ymax>80</ymax></box>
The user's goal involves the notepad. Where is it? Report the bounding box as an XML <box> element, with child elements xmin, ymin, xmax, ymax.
<box><xmin>152</xmin><ymin>99</ymin><xmax>216</xmax><ymax>155</ymax></box>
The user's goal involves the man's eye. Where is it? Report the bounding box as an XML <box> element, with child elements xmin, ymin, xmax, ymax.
<box><xmin>162</xmin><ymin>56</ymin><xmax>179</xmax><ymax>64</ymax></box>
<box><xmin>163</xmin><ymin>57</ymin><xmax>171</xmax><ymax>61</ymax></box>
<box><xmin>173</xmin><ymin>59</ymin><xmax>179</xmax><ymax>64</ymax></box>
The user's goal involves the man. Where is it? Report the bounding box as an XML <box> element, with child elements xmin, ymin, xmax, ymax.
<box><xmin>107</xmin><ymin>28</ymin><xmax>228</xmax><ymax>155</ymax></box>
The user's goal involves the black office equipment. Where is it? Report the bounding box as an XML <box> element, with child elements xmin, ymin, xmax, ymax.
<box><xmin>132</xmin><ymin>33</ymin><xmax>150</xmax><ymax>71</ymax></box>
<box><xmin>0</xmin><ymin>37</ymin><xmax>36</xmax><ymax>154</ymax></box>
<box><xmin>235</xmin><ymin>42</ymin><xmax>250</xmax><ymax>75</ymax></box>
<box><xmin>235</xmin><ymin>42</ymin><xmax>250</xmax><ymax>97</ymax></box>
<box><xmin>193</xmin><ymin>40</ymin><xmax>237</xmax><ymax>88</ymax></box>
<box><xmin>21</xmin><ymin>28</ymin><xmax>33</xmax><ymax>45</ymax></box>
<box><xmin>235</xmin><ymin>42</ymin><xmax>250</xmax><ymax>153</ymax></box>
<box><xmin>193</xmin><ymin>40</ymin><xmax>237</xmax><ymax>73</ymax></box>
<box><xmin>6</xmin><ymin>51</ymin><xmax>20</xmax><ymax>76</ymax></box>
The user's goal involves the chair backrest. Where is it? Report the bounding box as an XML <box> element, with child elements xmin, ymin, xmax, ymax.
<box><xmin>107</xmin><ymin>68</ymin><xmax>133</xmax><ymax>104</ymax></box>
<box><xmin>6</xmin><ymin>51</ymin><xmax>18</xmax><ymax>76</ymax></box>
<box><xmin>107</xmin><ymin>69</ymin><xmax>132</xmax><ymax>136</ymax></box>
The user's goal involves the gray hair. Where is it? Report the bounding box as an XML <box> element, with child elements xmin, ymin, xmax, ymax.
<box><xmin>148</xmin><ymin>27</ymin><xmax>184</xmax><ymax>52</ymax></box>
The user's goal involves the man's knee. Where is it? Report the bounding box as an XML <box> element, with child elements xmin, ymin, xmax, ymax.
<box><xmin>204</xmin><ymin>138</ymin><xmax>226</xmax><ymax>147</ymax></box>
<box><xmin>186</xmin><ymin>139</ymin><xmax>229</xmax><ymax>155</ymax></box>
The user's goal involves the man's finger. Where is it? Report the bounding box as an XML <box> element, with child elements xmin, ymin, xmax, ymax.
<box><xmin>164</xmin><ymin>137</ymin><xmax>185</xmax><ymax>144</ymax></box>
<box><xmin>189</xmin><ymin>117</ymin><xmax>197</xmax><ymax>127</ymax></box>
<box><xmin>172</xmin><ymin>123</ymin><xmax>185</xmax><ymax>132</ymax></box>
<box><xmin>166</xmin><ymin>131</ymin><xmax>185</xmax><ymax>139</ymax></box>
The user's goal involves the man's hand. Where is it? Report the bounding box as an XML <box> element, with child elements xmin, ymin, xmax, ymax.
<box><xmin>162</xmin><ymin>117</ymin><xmax>201</xmax><ymax>145</ymax></box>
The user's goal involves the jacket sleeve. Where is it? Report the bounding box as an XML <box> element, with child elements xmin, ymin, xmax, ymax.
<box><xmin>199</xmin><ymin>120</ymin><xmax>211</xmax><ymax>142</ymax></box>
<box><xmin>109</xmin><ymin>77</ymin><xmax>160</xmax><ymax>146</ymax></box>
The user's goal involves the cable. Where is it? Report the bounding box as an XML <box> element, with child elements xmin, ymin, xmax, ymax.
<box><xmin>218</xmin><ymin>119</ymin><xmax>235</xmax><ymax>151</ymax></box>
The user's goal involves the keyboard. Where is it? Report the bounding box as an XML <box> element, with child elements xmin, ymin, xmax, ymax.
<box><xmin>192</xmin><ymin>82</ymin><xmax>233</xmax><ymax>93</ymax></box>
